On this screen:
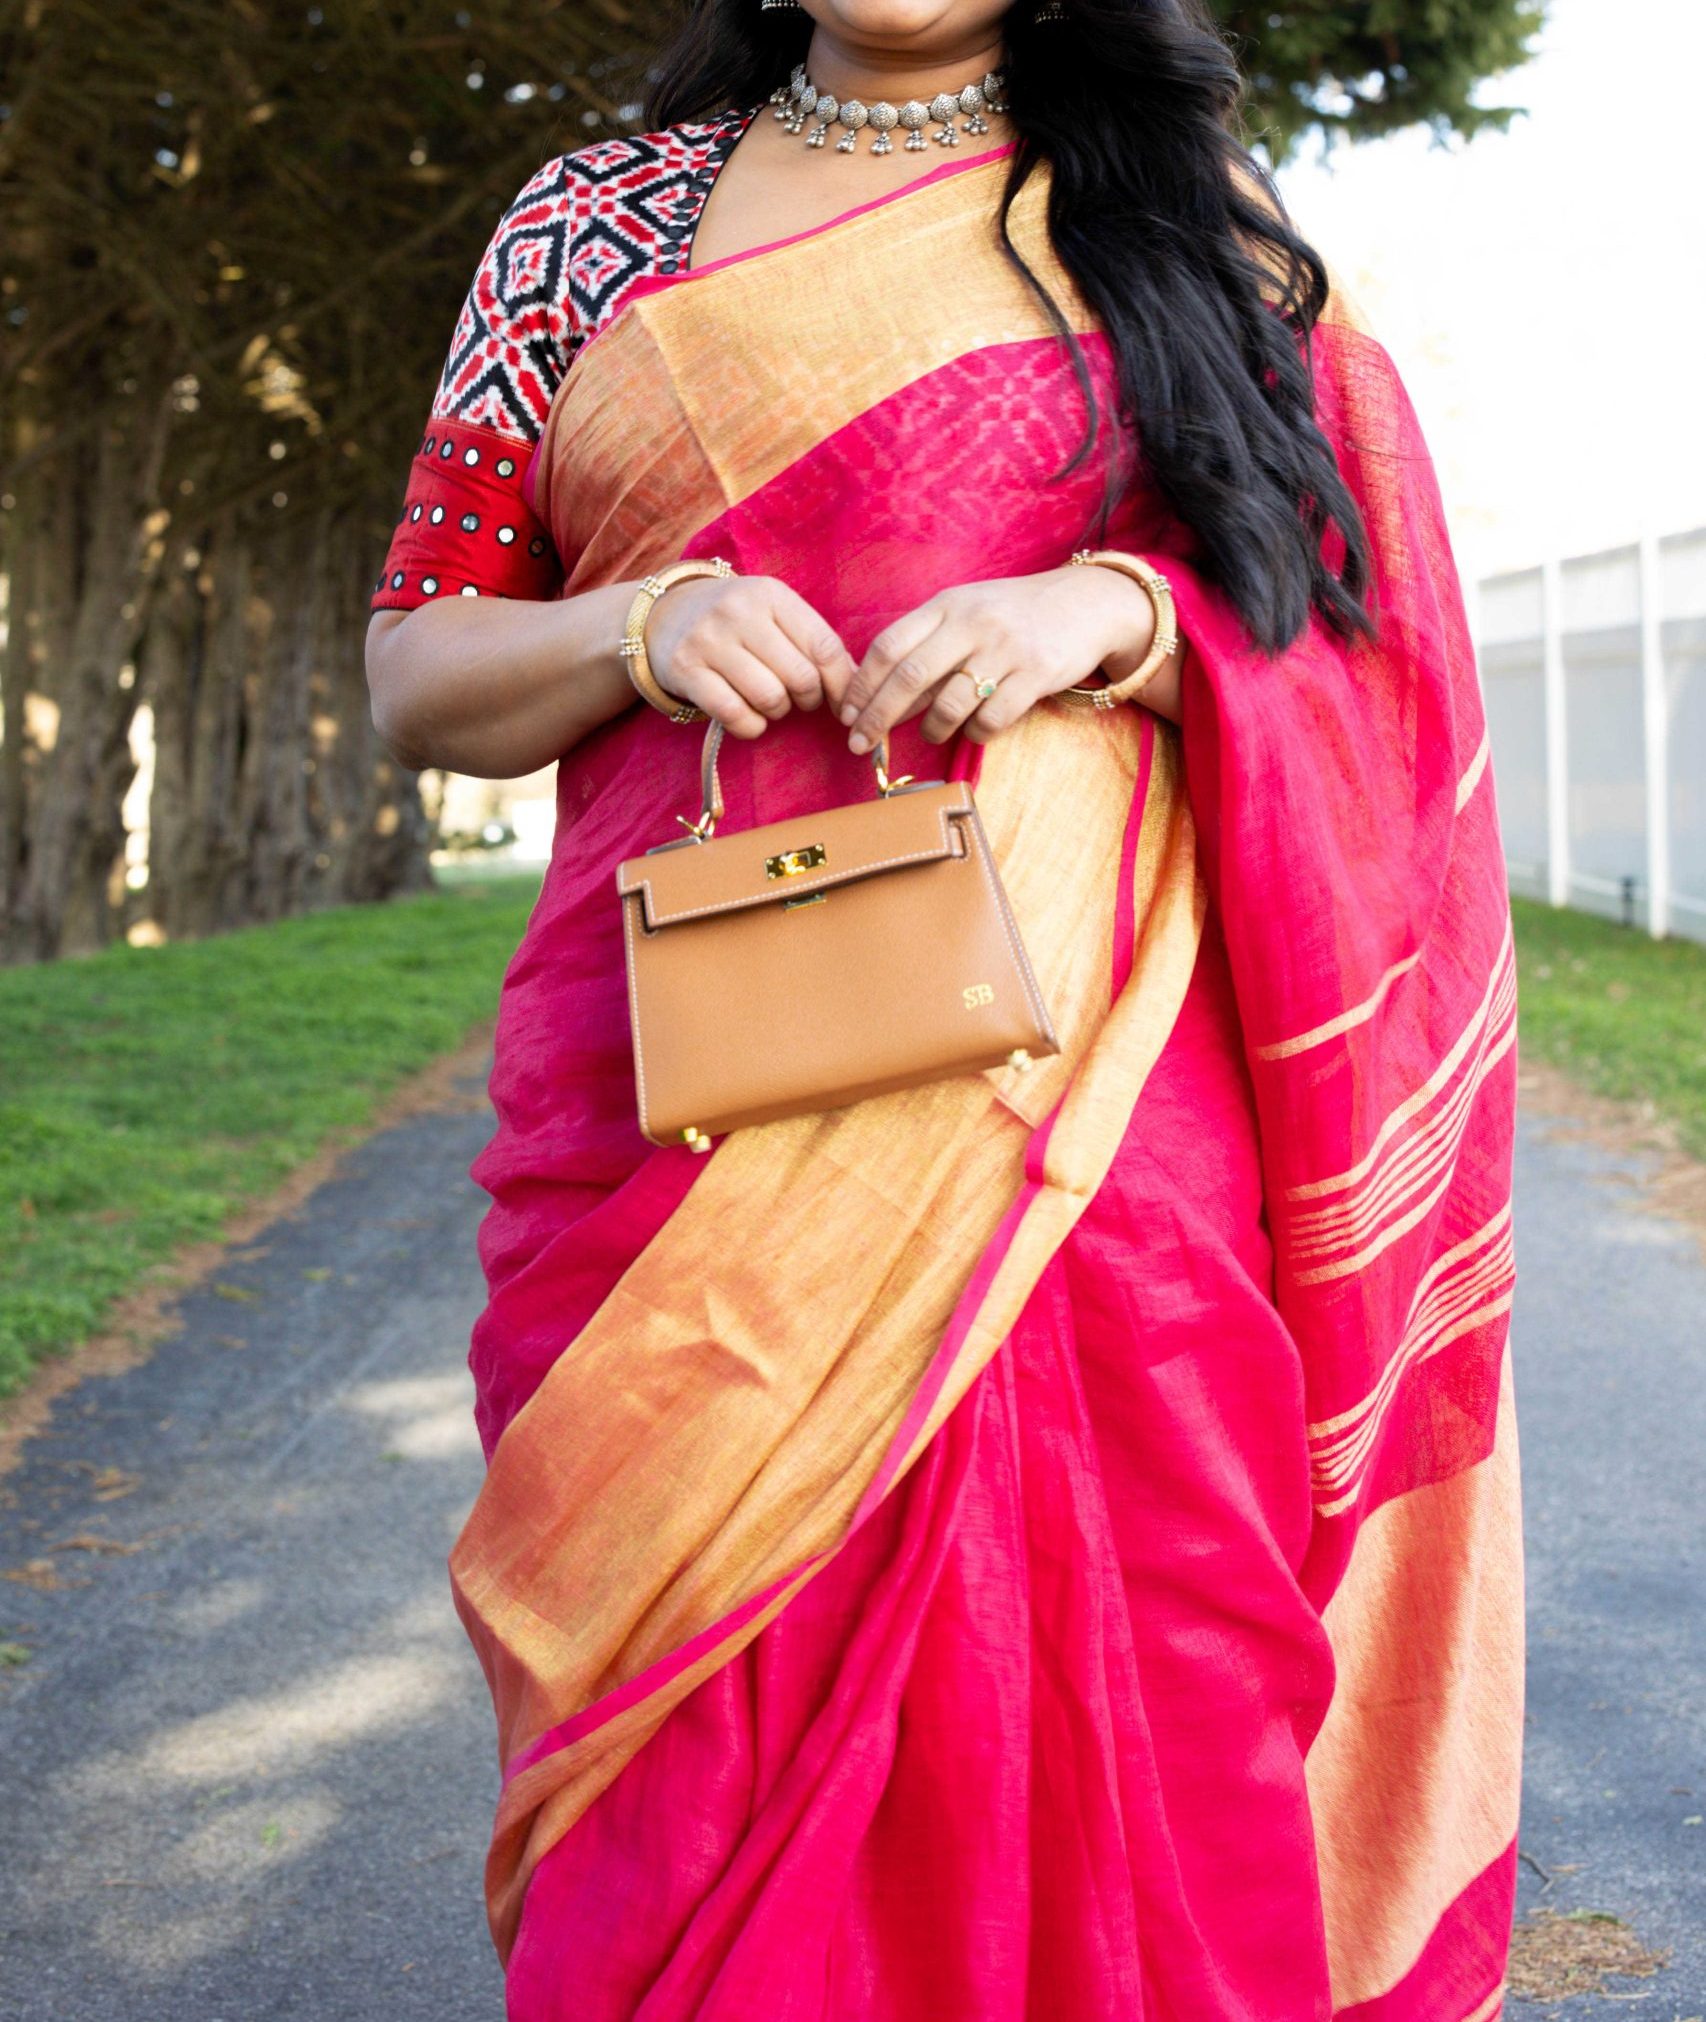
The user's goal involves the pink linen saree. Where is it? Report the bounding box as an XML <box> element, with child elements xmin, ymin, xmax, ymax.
<box><xmin>450</xmin><ymin>148</ymin><xmax>1522</xmax><ymax>2021</ymax></box>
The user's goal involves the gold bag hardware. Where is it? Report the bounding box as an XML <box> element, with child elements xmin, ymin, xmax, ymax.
<box><xmin>766</xmin><ymin>844</ymin><xmax>826</xmax><ymax>880</ymax></box>
<box><xmin>617</xmin><ymin>722</ymin><xmax>1060</xmax><ymax>1149</ymax></box>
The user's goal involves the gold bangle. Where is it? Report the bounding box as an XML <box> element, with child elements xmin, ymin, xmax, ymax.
<box><xmin>1058</xmin><ymin>550</ymin><xmax>1179</xmax><ymax>711</ymax></box>
<box><xmin>618</xmin><ymin>558</ymin><xmax>735</xmax><ymax>722</ymax></box>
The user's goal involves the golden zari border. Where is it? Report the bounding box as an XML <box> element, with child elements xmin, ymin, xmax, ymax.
<box><xmin>1307</xmin><ymin>1353</ymin><xmax>1524</xmax><ymax>2007</ymax></box>
<box><xmin>536</xmin><ymin>156</ymin><xmax>1099</xmax><ymax>592</ymax></box>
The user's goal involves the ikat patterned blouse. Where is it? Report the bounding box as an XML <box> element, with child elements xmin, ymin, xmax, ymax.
<box><xmin>373</xmin><ymin>112</ymin><xmax>751</xmax><ymax>612</ymax></box>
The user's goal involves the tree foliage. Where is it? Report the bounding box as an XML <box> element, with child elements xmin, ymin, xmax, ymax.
<box><xmin>0</xmin><ymin>0</ymin><xmax>633</xmax><ymax>958</ymax></box>
<box><xmin>1218</xmin><ymin>0</ymin><xmax>1548</xmax><ymax>156</ymax></box>
<box><xmin>0</xmin><ymin>0</ymin><xmax>1545</xmax><ymax>962</ymax></box>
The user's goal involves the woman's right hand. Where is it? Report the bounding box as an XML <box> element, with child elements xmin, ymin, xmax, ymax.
<box><xmin>644</xmin><ymin>575</ymin><xmax>858</xmax><ymax>738</ymax></box>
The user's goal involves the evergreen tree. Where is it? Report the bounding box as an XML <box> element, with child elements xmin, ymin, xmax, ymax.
<box><xmin>0</xmin><ymin>0</ymin><xmax>1547</xmax><ymax>960</ymax></box>
<box><xmin>1219</xmin><ymin>0</ymin><xmax>1548</xmax><ymax>154</ymax></box>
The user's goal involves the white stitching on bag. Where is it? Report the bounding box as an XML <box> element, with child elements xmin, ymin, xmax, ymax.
<box><xmin>622</xmin><ymin>802</ymin><xmax>970</xmax><ymax>929</ymax></box>
<box><xmin>965</xmin><ymin>809</ymin><xmax>1054</xmax><ymax>1040</ymax></box>
<box><xmin>621</xmin><ymin>790</ymin><xmax>1052</xmax><ymax>1144</ymax></box>
<box><xmin>621</xmin><ymin>895</ymin><xmax>658</xmax><ymax>1144</ymax></box>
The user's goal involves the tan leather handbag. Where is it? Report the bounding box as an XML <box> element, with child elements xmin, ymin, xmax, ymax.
<box><xmin>617</xmin><ymin>723</ymin><xmax>1059</xmax><ymax>1149</ymax></box>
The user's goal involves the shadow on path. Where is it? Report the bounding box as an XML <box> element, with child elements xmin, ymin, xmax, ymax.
<box><xmin>0</xmin><ymin>1079</ymin><xmax>503</xmax><ymax>2021</ymax></box>
<box><xmin>2</xmin><ymin>1088</ymin><xmax>1701</xmax><ymax>2017</ymax></box>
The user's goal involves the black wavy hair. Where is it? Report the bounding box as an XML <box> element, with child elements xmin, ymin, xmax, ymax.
<box><xmin>645</xmin><ymin>0</ymin><xmax>1371</xmax><ymax>653</ymax></box>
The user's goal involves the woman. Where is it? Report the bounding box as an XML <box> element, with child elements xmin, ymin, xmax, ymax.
<box><xmin>367</xmin><ymin>0</ymin><xmax>1522</xmax><ymax>2014</ymax></box>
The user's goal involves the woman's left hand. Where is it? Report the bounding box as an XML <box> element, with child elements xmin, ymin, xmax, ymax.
<box><xmin>835</xmin><ymin>564</ymin><xmax>1183</xmax><ymax>755</ymax></box>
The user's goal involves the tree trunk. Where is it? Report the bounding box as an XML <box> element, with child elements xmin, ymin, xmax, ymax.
<box><xmin>58</xmin><ymin>701</ymin><xmax>139</xmax><ymax>954</ymax></box>
<box><xmin>313</xmin><ymin>522</ymin><xmax>434</xmax><ymax>906</ymax></box>
<box><xmin>237</xmin><ymin>517</ymin><xmax>318</xmax><ymax>921</ymax></box>
<box><xmin>1</xmin><ymin>386</ymin><xmax>171</xmax><ymax>963</ymax></box>
<box><xmin>0</xmin><ymin>524</ymin><xmax>38</xmax><ymax>924</ymax></box>
<box><xmin>135</xmin><ymin>548</ymin><xmax>199</xmax><ymax>935</ymax></box>
<box><xmin>0</xmin><ymin>443</ymin><xmax>79</xmax><ymax>945</ymax></box>
<box><xmin>148</xmin><ymin>523</ymin><xmax>249</xmax><ymax>940</ymax></box>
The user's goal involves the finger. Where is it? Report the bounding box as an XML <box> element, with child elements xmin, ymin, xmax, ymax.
<box><xmin>752</xmin><ymin>614</ymin><xmax>828</xmax><ymax>713</ymax></box>
<box><xmin>768</xmin><ymin>587</ymin><xmax>857</xmax><ymax>711</ymax></box>
<box><xmin>668</xmin><ymin>661</ymin><xmax>770</xmax><ymax>740</ymax></box>
<box><xmin>840</xmin><ymin>604</ymin><xmax>944</xmax><ymax>726</ymax></box>
<box><xmin>849</xmin><ymin>619</ymin><xmax>979</xmax><ymax>754</ymax></box>
<box><xmin>965</xmin><ymin>667</ymin><xmax>1053</xmax><ymax>743</ymax></box>
<box><xmin>713</xmin><ymin>642</ymin><xmax>793</xmax><ymax>722</ymax></box>
<box><xmin>920</xmin><ymin>666</ymin><xmax>1005</xmax><ymax>745</ymax></box>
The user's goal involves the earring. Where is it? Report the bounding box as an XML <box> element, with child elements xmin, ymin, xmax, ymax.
<box><xmin>760</xmin><ymin>0</ymin><xmax>804</xmax><ymax>10</ymax></box>
<box><xmin>1034</xmin><ymin>0</ymin><xmax>1066</xmax><ymax>18</ymax></box>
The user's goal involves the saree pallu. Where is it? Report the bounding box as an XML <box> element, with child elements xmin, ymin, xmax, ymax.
<box><xmin>452</xmin><ymin>149</ymin><xmax>1521</xmax><ymax>2021</ymax></box>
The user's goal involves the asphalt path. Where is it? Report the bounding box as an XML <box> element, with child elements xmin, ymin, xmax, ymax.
<box><xmin>0</xmin><ymin>1080</ymin><xmax>1700</xmax><ymax>2018</ymax></box>
<box><xmin>0</xmin><ymin>1089</ymin><xmax>504</xmax><ymax>2020</ymax></box>
<box><xmin>1509</xmin><ymin>1112</ymin><xmax>1706</xmax><ymax>2009</ymax></box>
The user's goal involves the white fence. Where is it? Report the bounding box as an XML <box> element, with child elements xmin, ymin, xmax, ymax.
<box><xmin>1476</xmin><ymin>527</ymin><xmax>1706</xmax><ymax>942</ymax></box>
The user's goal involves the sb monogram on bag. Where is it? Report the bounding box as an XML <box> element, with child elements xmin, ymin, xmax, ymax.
<box><xmin>617</xmin><ymin>722</ymin><xmax>1060</xmax><ymax>1149</ymax></box>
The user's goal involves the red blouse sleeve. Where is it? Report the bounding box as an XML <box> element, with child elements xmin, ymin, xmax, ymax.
<box><xmin>372</xmin><ymin>158</ymin><xmax>582</xmax><ymax>612</ymax></box>
<box><xmin>373</xmin><ymin>419</ymin><xmax>558</xmax><ymax>609</ymax></box>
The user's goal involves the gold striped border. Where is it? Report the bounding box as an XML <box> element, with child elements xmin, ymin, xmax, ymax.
<box><xmin>1310</xmin><ymin>1354</ymin><xmax>1524</xmax><ymax>2008</ymax></box>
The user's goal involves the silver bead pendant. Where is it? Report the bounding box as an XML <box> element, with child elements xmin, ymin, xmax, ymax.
<box><xmin>806</xmin><ymin>93</ymin><xmax>837</xmax><ymax>146</ymax></box>
<box><xmin>775</xmin><ymin>64</ymin><xmax>806</xmax><ymax>122</ymax></box>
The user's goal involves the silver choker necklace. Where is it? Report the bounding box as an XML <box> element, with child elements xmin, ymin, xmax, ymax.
<box><xmin>769</xmin><ymin>65</ymin><xmax>1007</xmax><ymax>154</ymax></box>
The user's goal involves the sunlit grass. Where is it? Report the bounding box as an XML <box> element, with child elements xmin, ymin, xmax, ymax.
<box><xmin>4</xmin><ymin>878</ymin><xmax>1698</xmax><ymax>1398</ymax></box>
<box><xmin>1512</xmin><ymin>897</ymin><xmax>1706</xmax><ymax>1159</ymax></box>
<box><xmin>0</xmin><ymin>877</ymin><xmax>540</xmax><ymax>1396</ymax></box>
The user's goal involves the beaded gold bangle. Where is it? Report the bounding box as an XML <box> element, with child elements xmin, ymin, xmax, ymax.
<box><xmin>1058</xmin><ymin>550</ymin><xmax>1179</xmax><ymax>711</ymax></box>
<box><xmin>618</xmin><ymin>558</ymin><xmax>736</xmax><ymax>722</ymax></box>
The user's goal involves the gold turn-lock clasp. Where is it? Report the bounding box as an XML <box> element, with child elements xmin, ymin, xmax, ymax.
<box><xmin>765</xmin><ymin>842</ymin><xmax>827</xmax><ymax>880</ymax></box>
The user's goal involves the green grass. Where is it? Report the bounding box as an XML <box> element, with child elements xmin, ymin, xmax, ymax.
<box><xmin>1512</xmin><ymin>897</ymin><xmax>1706</xmax><ymax>1161</ymax></box>
<box><xmin>0</xmin><ymin>876</ymin><xmax>541</xmax><ymax>1398</ymax></box>
<box><xmin>3</xmin><ymin>879</ymin><xmax>1699</xmax><ymax>1401</ymax></box>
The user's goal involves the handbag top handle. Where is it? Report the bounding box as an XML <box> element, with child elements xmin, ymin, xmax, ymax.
<box><xmin>685</xmin><ymin>720</ymin><xmax>901</xmax><ymax>843</ymax></box>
